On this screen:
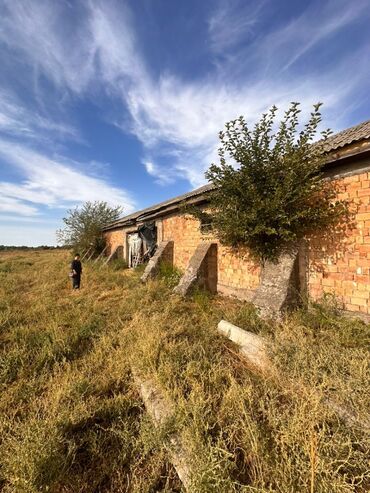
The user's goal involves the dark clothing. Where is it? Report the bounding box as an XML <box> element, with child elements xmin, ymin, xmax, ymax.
<box><xmin>71</xmin><ymin>259</ymin><xmax>82</xmax><ymax>289</ymax></box>
<box><xmin>71</xmin><ymin>260</ymin><xmax>82</xmax><ymax>274</ymax></box>
<box><xmin>72</xmin><ymin>274</ymin><xmax>81</xmax><ymax>289</ymax></box>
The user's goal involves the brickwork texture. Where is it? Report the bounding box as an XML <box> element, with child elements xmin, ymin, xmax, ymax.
<box><xmin>104</xmin><ymin>168</ymin><xmax>370</xmax><ymax>315</ymax></box>
<box><xmin>161</xmin><ymin>213</ymin><xmax>260</xmax><ymax>299</ymax></box>
<box><xmin>308</xmin><ymin>172</ymin><xmax>370</xmax><ymax>314</ymax></box>
<box><xmin>105</xmin><ymin>228</ymin><xmax>123</xmax><ymax>256</ymax></box>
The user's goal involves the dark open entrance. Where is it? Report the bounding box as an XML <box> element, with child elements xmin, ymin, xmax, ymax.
<box><xmin>128</xmin><ymin>222</ymin><xmax>157</xmax><ymax>268</ymax></box>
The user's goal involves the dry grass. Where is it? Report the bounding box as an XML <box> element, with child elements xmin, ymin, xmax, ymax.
<box><xmin>0</xmin><ymin>250</ymin><xmax>369</xmax><ymax>492</ymax></box>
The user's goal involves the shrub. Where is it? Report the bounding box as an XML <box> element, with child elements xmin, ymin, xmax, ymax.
<box><xmin>158</xmin><ymin>262</ymin><xmax>182</xmax><ymax>288</ymax></box>
<box><xmin>204</xmin><ymin>103</ymin><xmax>352</xmax><ymax>262</ymax></box>
<box><xmin>57</xmin><ymin>201</ymin><xmax>123</xmax><ymax>257</ymax></box>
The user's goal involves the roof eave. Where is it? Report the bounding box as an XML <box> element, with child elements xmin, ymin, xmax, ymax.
<box><xmin>136</xmin><ymin>195</ymin><xmax>211</xmax><ymax>223</ymax></box>
<box><xmin>102</xmin><ymin>131</ymin><xmax>370</xmax><ymax>233</ymax></box>
<box><xmin>323</xmin><ymin>143</ymin><xmax>370</xmax><ymax>166</ymax></box>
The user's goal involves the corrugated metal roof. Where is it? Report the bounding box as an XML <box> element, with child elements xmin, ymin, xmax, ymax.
<box><xmin>321</xmin><ymin>119</ymin><xmax>370</xmax><ymax>152</ymax></box>
<box><xmin>102</xmin><ymin>184</ymin><xmax>214</xmax><ymax>230</ymax></box>
<box><xmin>104</xmin><ymin>119</ymin><xmax>370</xmax><ymax>230</ymax></box>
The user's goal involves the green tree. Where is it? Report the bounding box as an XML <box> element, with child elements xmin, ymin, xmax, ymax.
<box><xmin>203</xmin><ymin>103</ymin><xmax>351</xmax><ymax>262</ymax></box>
<box><xmin>57</xmin><ymin>201</ymin><xmax>123</xmax><ymax>255</ymax></box>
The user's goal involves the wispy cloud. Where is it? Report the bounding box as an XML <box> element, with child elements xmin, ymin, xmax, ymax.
<box><xmin>0</xmin><ymin>214</ymin><xmax>57</xmax><ymax>223</ymax></box>
<box><xmin>143</xmin><ymin>159</ymin><xmax>176</xmax><ymax>186</ymax></box>
<box><xmin>88</xmin><ymin>0</ymin><xmax>370</xmax><ymax>186</ymax></box>
<box><xmin>208</xmin><ymin>0</ymin><xmax>267</xmax><ymax>54</ymax></box>
<box><xmin>0</xmin><ymin>89</ymin><xmax>79</xmax><ymax>142</ymax></box>
<box><xmin>0</xmin><ymin>0</ymin><xmax>369</xmax><ymax>192</ymax></box>
<box><xmin>0</xmin><ymin>139</ymin><xmax>135</xmax><ymax>216</ymax></box>
<box><xmin>257</xmin><ymin>0</ymin><xmax>370</xmax><ymax>73</ymax></box>
<box><xmin>0</xmin><ymin>194</ymin><xmax>39</xmax><ymax>217</ymax></box>
<box><xmin>0</xmin><ymin>0</ymin><xmax>96</xmax><ymax>93</ymax></box>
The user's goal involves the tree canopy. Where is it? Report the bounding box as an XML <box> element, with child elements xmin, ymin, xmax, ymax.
<box><xmin>203</xmin><ymin>103</ymin><xmax>351</xmax><ymax>262</ymax></box>
<box><xmin>57</xmin><ymin>201</ymin><xmax>123</xmax><ymax>255</ymax></box>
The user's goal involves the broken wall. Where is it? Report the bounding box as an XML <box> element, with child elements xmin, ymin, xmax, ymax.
<box><xmin>104</xmin><ymin>141</ymin><xmax>370</xmax><ymax>315</ymax></box>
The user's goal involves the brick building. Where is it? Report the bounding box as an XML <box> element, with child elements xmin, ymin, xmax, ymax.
<box><xmin>103</xmin><ymin>119</ymin><xmax>370</xmax><ymax>316</ymax></box>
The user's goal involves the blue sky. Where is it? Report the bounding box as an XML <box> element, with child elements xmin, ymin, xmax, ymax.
<box><xmin>0</xmin><ymin>0</ymin><xmax>369</xmax><ymax>246</ymax></box>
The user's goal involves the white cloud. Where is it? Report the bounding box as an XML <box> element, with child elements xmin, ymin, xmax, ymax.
<box><xmin>126</xmin><ymin>73</ymin><xmax>359</xmax><ymax>186</ymax></box>
<box><xmin>89</xmin><ymin>0</ymin><xmax>145</xmax><ymax>84</ymax></box>
<box><xmin>143</xmin><ymin>159</ymin><xmax>177</xmax><ymax>186</ymax></box>
<box><xmin>0</xmin><ymin>0</ymin><xmax>369</xmax><ymax>192</ymax></box>
<box><xmin>0</xmin><ymin>194</ymin><xmax>39</xmax><ymax>216</ymax></box>
<box><xmin>85</xmin><ymin>0</ymin><xmax>370</xmax><ymax>186</ymax></box>
<box><xmin>0</xmin><ymin>214</ymin><xmax>56</xmax><ymax>223</ymax></box>
<box><xmin>0</xmin><ymin>139</ymin><xmax>136</xmax><ymax>216</ymax></box>
<box><xmin>254</xmin><ymin>0</ymin><xmax>370</xmax><ymax>73</ymax></box>
<box><xmin>0</xmin><ymin>0</ymin><xmax>96</xmax><ymax>93</ymax></box>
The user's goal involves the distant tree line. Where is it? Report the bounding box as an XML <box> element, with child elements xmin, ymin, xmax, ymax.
<box><xmin>0</xmin><ymin>245</ymin><xmax>65</xmax><ymax>251</ymax></box>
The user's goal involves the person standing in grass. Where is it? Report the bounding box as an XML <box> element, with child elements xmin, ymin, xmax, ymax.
<box><xmin>70</xmin><ymin>253</ymin><xmax>82</xmax><ymax>289</ymax></box>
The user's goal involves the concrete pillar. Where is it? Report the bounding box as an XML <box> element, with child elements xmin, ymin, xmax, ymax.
<box><xmin>132</xmin><ymin>370</ymin><xmax>193</xmax><ymax>490</ymax></box>
<box><xmin>141</xmin><ymin>241</ymin><xmax>174</xmax><ymax>282</ymax></box>
<box><xmin>252</xmin><ymin>247</ymin><xmax>300</xmax><ymax>319</ymax></box>
<box><xmin>218</xmin><ymin>320</ymin><xmax>268</xmax><ymax>371</ymax></box>
<box><xmin>173</xmin><ymin>242</ymin><xmax>218</xmax><ymax>296</ymax></box>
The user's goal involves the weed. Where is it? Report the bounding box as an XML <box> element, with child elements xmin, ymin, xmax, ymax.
<box><xmin>134</xmin><ymin>263</ymin><xmax>146</xmax><ymax>274</ymax></box>
<box><xmin>109</xmin><ymin>257</ymin><xmax>128</xmax><ymax>270</ymax></box>
<box><xmin>0</xmin><ymin>250</ymin><xmax>368</xmax><ymax>492</ymax></box>
<box><xmin>0</xmin><ymin>262</ymin><xmax>12</xmax><ymax>273</ymax></box>
<box><xmin>158</xmin><ymin>261</ymin><xmax>182</xmax><ymax>288</ymax></box>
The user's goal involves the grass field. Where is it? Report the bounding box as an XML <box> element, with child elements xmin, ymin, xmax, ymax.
<box><xmin>0</xmin><ymin>249</ymin><xmax>369</xmax><ymax>493</ymax></box>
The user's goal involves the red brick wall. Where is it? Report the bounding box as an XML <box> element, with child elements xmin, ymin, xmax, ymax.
<box><xmin>308</xmin><ymin>171</ymin><xmax>370</xmax><ymax>314</ymax></box>
<box><xmin>104</xmin><ymin>153</ymin><xmax>370</xmax><ymax>314</ymax></box>
<box><xmin>161</xmin><ymin>171</ymin><xmax>370</xmax><ymax>314</ymax></box>
<box><xmin>104</xmin><ymin>228</ymin><xmax>123</xmax><ymax>256</ymax></box>
<box><xmin>161</xmin><ymin>213</ymin><xmax>260</xmax><ymax>299</ymax></box>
